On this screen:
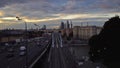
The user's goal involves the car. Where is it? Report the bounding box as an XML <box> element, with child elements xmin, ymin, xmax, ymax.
<box><xmin>6</xmin><ymin>53</ymin><xmax>14</xmax><ymax>58</ymax></box>
<box><xmin>5</xmin><ymin>43</ymin><xmax>9</xmax><ymax>46</ymax></box>
<box><xmin>8</xmin><ymin>48</ymin><xmax>14</xmax><ymax>52</ymax></box>
<box><xmin>20</xmin><ymin>46</ymin><xmax>26</xmax><ymax>51</ymax></box>
<box><xmin>45</xmin><ymin>40</ymin><xmax>49</xmax><ymax>43</ymax></box>
<box><xmin>19</xmin><ymin>51</ymin><xmax>26</xmax><ymax>56</ymax></box>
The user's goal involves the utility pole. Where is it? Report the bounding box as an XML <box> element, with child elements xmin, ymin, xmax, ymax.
<box><xmin>16</xmin><ymin>16</ymin><xmax>28</xmax><ymax>68</ymax></box>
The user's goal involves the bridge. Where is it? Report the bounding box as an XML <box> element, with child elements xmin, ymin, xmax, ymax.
<box><xmin>0</xmin><ymin>32</ymin><xmax>106</xmax><ymax>68</ymax></box>
<box><xmin>29</xmin><ymin>33</ymin><xmax>106</xmax><ymax>68</ymax></box>
<box><xmin>31</xmin><ymin>32</ymin><xmax>78</xmax><ymax>68</ymax></box>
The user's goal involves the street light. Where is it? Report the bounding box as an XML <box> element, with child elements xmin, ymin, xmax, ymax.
<box><xmin>16</xmin><ymin>16</ymin><xmax>28</xmax><ymax>68</ymax></box>
<box><xmin>34</xmin><ymin>24</ymin><xmax>41</xmax><ymax>41</ymax></box>
<box><xmin>34</xmin><ymin>24</ymin><xmax>40</xmax><ymax>30</ymax></box>
<box><xmin>16</xmin><ymin>17</ymin><xmax>27</xmax><ymax>31</ymax></box>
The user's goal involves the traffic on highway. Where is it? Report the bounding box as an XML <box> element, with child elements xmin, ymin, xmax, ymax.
<box><xmin>0</xmin><ymin>35</ymin><xmax>51</xmax><ymax>68</ymax></box>
<box><xmin>0</xmin><ymin>32</ymin><xmax>105</xmax><ymax>68</ymax></box>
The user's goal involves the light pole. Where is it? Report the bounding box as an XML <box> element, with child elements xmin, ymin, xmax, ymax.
<box><xmin>34</xmin><ymin>24</ymin><xmax>40</xmax><ymax>30</ymax></box>
<box><xmin>34</xmin><ymin>24</ymin><xmax>41</xmax><ymax>41</ymax></box>
<box><xmin>16</xmin><ymin>16</ymin><xmax>28</xmax><ymax>68</ymax></box>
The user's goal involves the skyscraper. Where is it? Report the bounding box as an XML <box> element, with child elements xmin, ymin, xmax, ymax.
<box><xmin>70</xmin><ymin>20</ymin><xmax>73</xmax><ymax>28</ymax></box>
<box><xmin>60</xmin><ymin>21</ymin><xmax>65</xmax><ymax>29</ymax></box>
<box><xmin>42</xmin><ymin>25</ymin><xmax>46</xmax><ymax>30</ymax></box>
<box><xmin>67</xmin><ymin>20</ymin><xmax>70</xmax><ymax>29</ymax></box>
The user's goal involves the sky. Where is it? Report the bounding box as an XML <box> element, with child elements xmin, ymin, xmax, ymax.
<box><xmin>0</xmin><ymin>0</ymin><xmax>120</xmax><ymax>29</ymax></box>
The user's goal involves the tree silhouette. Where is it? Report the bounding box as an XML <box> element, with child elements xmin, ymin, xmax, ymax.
<box><xmin>88</xmin><ymin>16</ymin><xmax>120</xmax><ymax>68</ymax></box>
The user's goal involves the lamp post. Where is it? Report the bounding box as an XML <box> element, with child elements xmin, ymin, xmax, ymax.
<box><xmin>34</xmin><ymin>24</ymin><xmax>41</xmax><ymax>40</ymax></box>
<box><xmin>16</xmin><ymin>17</ymin><xmax>28</xmax><ymax>68</ymax></box>
<box><xmin>34</xmin><ymin>24</ymin><xmax>40</xmax><ymax>30</ymax></box>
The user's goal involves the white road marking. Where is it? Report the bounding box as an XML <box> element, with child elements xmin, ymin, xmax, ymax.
<box><xmin>48</xmin><ymin>47</ymin><xmax>52</xmax><ymax>62</ymax></box>
<box><xmin>7</xmin><ymin>66</ymin><xmax>10</xmax><ymax>68</ymax></box>
<box><xmin>29</xmin><ymin>48</ymin><xmax>47</xmax><ymax>68</ymax></box>
<box><xmin>52</xmin><ymin>33</ymin><xmax>55</xmax><ymax>48</ymax></box>
<box><xmin>59</xmin><ymin>34</ymin><xmax>63</xmax><ymax>47</ymax></box>
<box><xmin>56</xmin><ymin>44</ymin><xmax>58</xmax><ymax>48</ymax></box>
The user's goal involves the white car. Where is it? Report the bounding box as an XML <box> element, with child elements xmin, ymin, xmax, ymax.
<box><xmin>20</xmin><ymin>46</ymin><xmax>26</xmax><ymax>51</ymax></box>
<box><xmin>5</xmin><ymin>43</ymin><xmax>9</xmax><ymax>46</ymax></box>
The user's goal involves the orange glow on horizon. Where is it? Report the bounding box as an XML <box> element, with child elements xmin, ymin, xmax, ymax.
<box><xmin>0</xmin><ymin>11</ymin><xmax>4</xmax><ymax>16</ymax></box>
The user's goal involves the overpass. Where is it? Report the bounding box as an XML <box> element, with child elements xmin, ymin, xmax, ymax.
<box><xmin>31</xmin><ymin>32</ymin><xmax>78</xmax><ymax>68</ymax></box>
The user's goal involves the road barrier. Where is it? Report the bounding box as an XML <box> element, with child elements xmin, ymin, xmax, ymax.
<box><xmin>28</xmin><ymin>39</ymin><xmax>51</xmax><ymax>68</ymax></box>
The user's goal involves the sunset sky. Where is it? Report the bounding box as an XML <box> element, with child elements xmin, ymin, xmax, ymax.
<box><xmin>0</xmin><ymin>0</ymin><xmax>120</xmax><ymax>29</ymax></box>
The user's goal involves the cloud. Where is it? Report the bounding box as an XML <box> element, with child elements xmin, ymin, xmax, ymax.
<box><xmin>0</xmin><ymin>0</ymin><xmax>59</xmax><ymax>8</ymax></box>
<box><xmin>0</xmin><ymin>0</ymin><xmax>27</xmax><ymax>7</ymax></box>
<box><xmin>0</xmin><ymin>17</ymin><xmax>16</xmax><ymax>20</ymax></box>
<box><xmin>0</xmin><ymin>0</ymin><xmax>120</xmax><ymax>29</ymax></box>
<box><xmin>0</xmin><ymin>20</ymin><xmax>3</xmax><ymax>23</ymax></box>
<box><xmin>0</xmin><ymin>11</ymin><xmax>4</xmax><ymax>16</ymax></box>
<box><xmin>64</xmin><ymin>0</ymin><xmax>76</xmax><ymax>10</ymax></box>
<box><xmin>89</xmin><ymin>0</ymin><xmax>120</xmax><ymax>12</ymax></box>
<box><xmin>1</xmin><ymin>0</ymin><xmax>120</xmax><ymax>14</ymax></box>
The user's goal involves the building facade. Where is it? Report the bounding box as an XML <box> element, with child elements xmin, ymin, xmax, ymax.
<box><xmin>60</xmin><ymin>22</ymin><xmax>65</xmax><ymax>29</ymax></box>
<box><xmin>60</xmin><ymin>20</ymin><xmax>73</xmax><ymax>37</ymax></box>
<box><xmin>73</xmin><ymin>26</ymin><xmax>102</xmax><ymax>40</ymax></box>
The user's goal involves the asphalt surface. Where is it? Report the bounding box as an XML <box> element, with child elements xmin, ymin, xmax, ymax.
<box><xmin>47</xmin><ymin>32</ymin><xmax>106</xmax><ymax>68</ymax></box>
<box><xmin>0</xmin><ymin>36</ymin><xmax>51</xmax><ymax>68</ymax></box>
<box><xmin>0</xmin><ymin>32</ymin><xmax>107</xmax><ymax>68</ymax></box>
<box><xmin>48</xmin><ymin>33</ymin><xmax>78</xmax><ymax>68</ymax></box>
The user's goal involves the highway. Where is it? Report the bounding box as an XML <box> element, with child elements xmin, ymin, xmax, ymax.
<box><xmin>0</xmin><ymin>36</ymin><xmax>51</xmax><ymax>68</ymax></box>
<box><xmin>48</xmin><ymin>32</ymin><xmax>78</xmax><ymax>68</ymax></box>
<box><xmin>0</xmin><ymin>32</ymin><xmax>106</xmax><ymax>68</ymax></box>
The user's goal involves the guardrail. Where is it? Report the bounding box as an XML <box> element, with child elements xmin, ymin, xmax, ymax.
<box><xmin>28</xmin><ymin>39</ymin><xmax>51</xmax><ymax>68</ymax></box>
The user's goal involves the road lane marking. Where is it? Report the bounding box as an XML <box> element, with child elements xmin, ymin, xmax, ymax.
<box><xmin>52</xmin><ymin>41</ymin><xmax>54</xmax><ymax>48</ymax></box>
<box><xmin>7</xmin><ymin>66</ymin><xmax>10</xmax><ymax>68</ymax></box>
<box><xmin>59</xmin><ymin>34</ymin><xmax>63</xmax><ymax>47</ymax></box>
<box><xmin>56</xmin><ymin>44</ymin><xmax>58</xmax><ymax>48</ymax></box>
<box><xmin>60</xmin><ymin>39</ymin><xmax>63</xmax><ymax>47</ymax></box>
<box><xmin>48</xmin><ymin>47</ymin><xmax>52</xmax><ymax>62</ymax></box>
<box><xmin>60</xmin><ymin>44</ymin><xmax>63</xmax><ymax>48</ymax></box>
<box><xmin>52</xmin><ymin>33</ymin><xmax>55</xmax><ymax>48</ymax></box>
<box><xmin>29</xmin><ymin>42</ymin><xmax>50</xmax><ymax>68</ymax></box>
<box><xmin>29</xmin><ymin>48</ymin><xmax>47</xmax><ymax>68</ymax></box>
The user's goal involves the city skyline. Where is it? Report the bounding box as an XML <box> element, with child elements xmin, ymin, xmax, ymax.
<box><xmin>0</xmin><ymin>0</ymin><xmax>120</xmax><ymax>29</ymax></box>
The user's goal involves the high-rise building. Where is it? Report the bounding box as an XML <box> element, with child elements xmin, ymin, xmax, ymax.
<box><xmin>64</xmin><ymin>23</ymin><xmax>67</xmax><ymax>29</ymax></box>
<box><xmin>60</xmin><ymin>21</ymin><xmax>65</xmax><ymax>29</ymax></box>
<box><xmin>70</xmin><ymin>20</ymin><xmax>73</xmax><ymax>28</ymax></box>
<box><xmin>73</xmin><ymin>26</ymin><xmax>102</xmax><ymax>40</ymax></box>
<box><xmin>42</xmin><ymin>25</ymin><xmax>46</xmax><ymax>30</ymax></box>
<box><xmin>67</xmin><ymin>20</ymin><xmax>70</xmax><ymax>29</ymax></box>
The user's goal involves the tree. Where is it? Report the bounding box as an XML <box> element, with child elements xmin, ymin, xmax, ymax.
<box><xmin>89</xmin><ymin>35</ymin><xmax>104</xmax><ymax>62</ymax></box>
<box><xmin>88</xmin><ymin>16</ymin><xmax>120</xmax><ymax>68</ymax></box>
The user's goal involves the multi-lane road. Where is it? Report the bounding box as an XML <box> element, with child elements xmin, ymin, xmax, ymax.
<box><xmin>0</xmin><ymin>32</ymin><xmax>106</xmax><ymax>68</ymax></box>
<box><xmin>48</xmin><ymin>32</ymin><xmax>78</xmax><ymax>68</ymax></box>
<box><xmin>0</xmin><ymin>36</ymin><xmax>51</xmax><ymax>68</ymax></box>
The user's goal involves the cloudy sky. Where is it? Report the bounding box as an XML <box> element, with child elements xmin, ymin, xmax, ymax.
<box><xmin>0</xmin><ymin>0</ymin><xmax>120</xmax><ymax>29</ymax></box>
